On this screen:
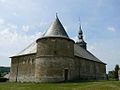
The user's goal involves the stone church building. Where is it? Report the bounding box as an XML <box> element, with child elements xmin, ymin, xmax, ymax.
<box><xmin>10</xmin><ymin>16</ymin><xmax>106</xmax><ymax>82</ymax></box>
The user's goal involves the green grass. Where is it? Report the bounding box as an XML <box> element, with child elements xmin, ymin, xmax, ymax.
<box><xmin>0</xmin><ymin>80</ymin><xmax>120</xmax><ymax>90</ymax></box>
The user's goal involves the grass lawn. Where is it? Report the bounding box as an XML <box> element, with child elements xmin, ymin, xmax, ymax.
<box><xmin>0</xmin><ymin>80</ymin><xmax>120</xmax><ymax>90</ymax></box>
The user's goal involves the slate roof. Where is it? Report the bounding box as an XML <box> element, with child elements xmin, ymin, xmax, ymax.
<box><xmin>74</xmin><ymin>44</ymin><xmax>104</xmax><ymax>63</ymax></box>
<box><xmin>11</xmin><ymin>41</ymin><xmax>105</xmax><ymax>64</ymax></box>
<box><xmin>14</xmin><ymin>41</ymin><xmax>37</xmax><ymax>56</ymax></box>
<box><xmin>43</xmin><ymin>16</ymin><xmax>69</xmax><ymax>38</ymax></box>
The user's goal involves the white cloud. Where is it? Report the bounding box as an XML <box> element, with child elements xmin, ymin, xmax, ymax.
<box><xmin>0</xmin><ymin>18</ymin><xmax>5</xmax><ymax>24</ymax></box>
<box><xmin>0</xmin><ymin>18</ymin><xmax>43</xmax><ymax>66</ymax></box>
<box><xmin>0</xmin><ymin>20</ymin><xmax>18</xmax><ymax>43</ymax></box>
<box><xmin>107</xmin><ymin>27</ymin><xmax>116</xmax><ymax>32</ymax></box>
<box><xmin>88</xmin><ymin>43</ymin><xmax>97</xmax><ymax>51</ymax></box>
<box><xmin>22</xmin><ymin>25</ymin><xmax>30</xmax><ymax>32</ymax></box>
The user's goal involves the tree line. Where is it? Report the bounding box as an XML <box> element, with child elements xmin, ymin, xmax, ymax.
<box><xmin>0</xmin><ymin>67</ymin><xmax>10</xmax><ymax>77</ymax></box>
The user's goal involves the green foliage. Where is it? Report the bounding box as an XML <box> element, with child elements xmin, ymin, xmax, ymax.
<box><xmin>0</xmin><ymin>67</ymin><xmax>10</xmax><ymax>73</ymax></box>
<box><xmin>114</xmin><ymin>64</ymin><xmax>119</xmax><ymax>80</ymax></box>
<box><xmin>108</xmin><ymin>70</ymin><xmax>115</xmax><ymax>79</ymax></box>
<box><xmin>0</xmin><ymin>81</ymin><xmax>120</xmax><ymax>90</ymax></box>
<box><xmin>0</xmin><ymin>67</ymin><xmax>10</xmax><ymax>77</ymax></box>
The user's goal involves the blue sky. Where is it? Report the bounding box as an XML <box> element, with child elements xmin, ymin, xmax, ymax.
<box><xmin>0</xmin><ymin>0</ymin><xmax>120</xmax><ymax>72</ymax></box>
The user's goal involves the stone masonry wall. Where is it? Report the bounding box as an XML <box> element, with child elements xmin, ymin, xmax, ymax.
<box><xmin>74</xmin><ymin>56</ymin><xmax>106</xmax><ymax>80</ymax></box>
<box><xmin>35</xmin><ymin>37</ymin><xmax>75</xmax><ymax>82</ymax></box>
<box><xmin>36</xmin><ymin>37</ymin><xmax>74</xmax><ymax>57</ymax></box>
<box><xmin>10</xmin><ymin>54</ymin><xmax>36</xmax><ymax>82</ymax></box>
<box><xmin>35</xmin><ymin>57</ymin><xmax>75</xmax><ymax>82</ymax></box>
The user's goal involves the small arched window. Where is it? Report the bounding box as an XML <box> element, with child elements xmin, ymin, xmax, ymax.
<box><xmin>54</xmin><ymin>51</ymin><xmax>57</xmax><ymax>55</ymax></box>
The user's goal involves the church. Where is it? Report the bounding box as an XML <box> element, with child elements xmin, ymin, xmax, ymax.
<box><xmin>9</xmin><ymin>15</ymin><xmax>106</xmax><ymax>82</ymax></box>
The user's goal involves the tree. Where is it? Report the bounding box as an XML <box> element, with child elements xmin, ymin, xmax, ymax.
<box><xmin>108</xmin><ymin>70</ymin><xmax>115</xmax><ymax>79</ymax></box>
<box><xmin>114</xmin><ymin>64</ymin><xmax>119</xmax><ymax>80</ymax></box>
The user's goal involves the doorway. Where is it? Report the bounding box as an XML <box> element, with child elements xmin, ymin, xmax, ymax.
<box><xmin>64</xmin><ymin>69</ymin><xmax>68</xmax><ymax>81</ymax></box>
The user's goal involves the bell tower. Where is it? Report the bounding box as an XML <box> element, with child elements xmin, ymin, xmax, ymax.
<box><xmin>76</xmin><ymin>22</ymin><xmax>87</xmax><ymax>49</ymax></box>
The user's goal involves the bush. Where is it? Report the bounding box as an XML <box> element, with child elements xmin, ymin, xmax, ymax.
<box><xmin>0</xmin><ymin>77</ymin><xmax>9</xmax><ymax>82</ymax></box>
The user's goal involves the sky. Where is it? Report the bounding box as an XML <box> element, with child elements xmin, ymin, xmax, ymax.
<box><xmin>0</xmin><ymin>0</ymin><xmax>120</xmax><ymax>72</ymax></box>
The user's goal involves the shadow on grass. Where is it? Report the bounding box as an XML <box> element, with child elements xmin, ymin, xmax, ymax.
<box><xmin>51</xmin><ymin>79</ymin><xmax>110</xmax><ymax>84</ymax></box>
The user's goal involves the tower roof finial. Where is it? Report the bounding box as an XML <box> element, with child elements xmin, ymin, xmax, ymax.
<box><xmin>56</xmin><ymin>12</ymin><xmax>58</xmax><ymax>18</ymax></box>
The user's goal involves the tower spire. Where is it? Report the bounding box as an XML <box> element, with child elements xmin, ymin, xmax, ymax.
<box><xmin>76</xmin><ymin>19</ymin><xmax>87</xmax><ymax>49</ymax></box>
<box><xmin>78</xmin><ymin>18</ymin><xmax>83</xmax><ymax>40</ymax></box>
<box><xmin>78</xmin><ymin>17</ymin><xmax>82</xmax><ymax>32</ymax></box>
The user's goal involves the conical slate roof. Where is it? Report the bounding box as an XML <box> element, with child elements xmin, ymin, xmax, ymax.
<box><xmin>43</xmin><ymin>16</ymin><xmax>69</xmax><ymax>38</ymax></box>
